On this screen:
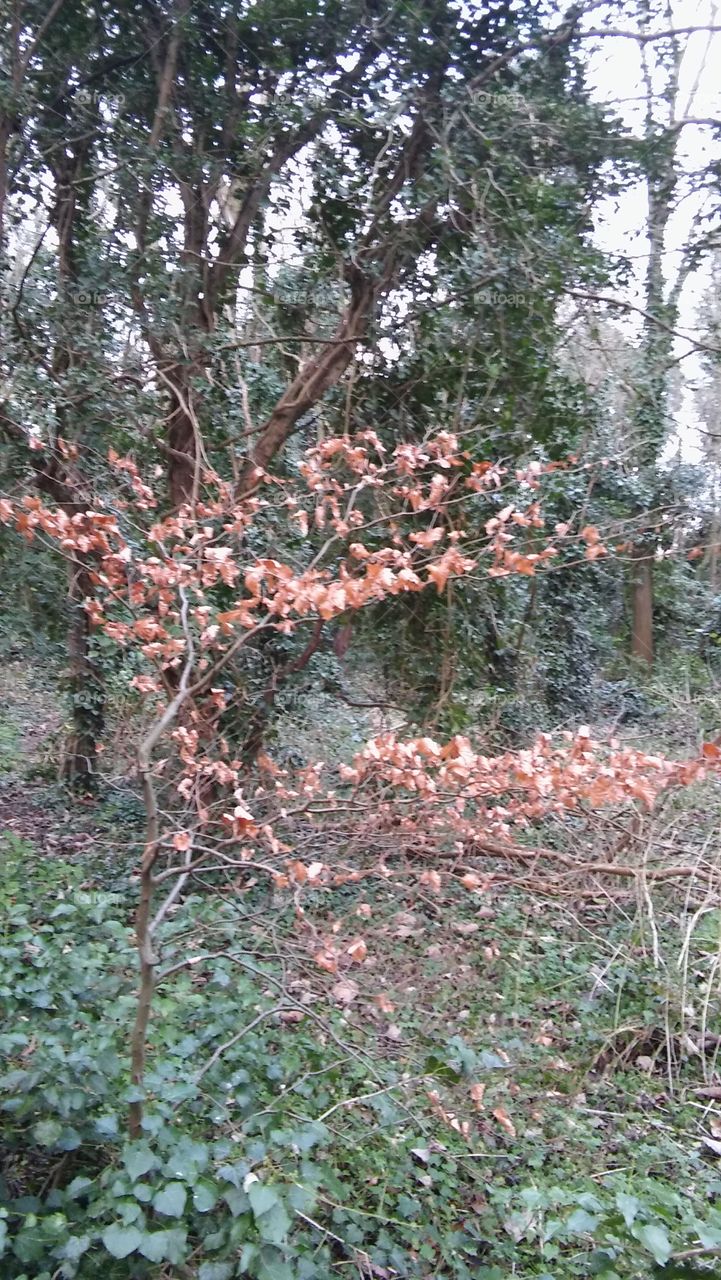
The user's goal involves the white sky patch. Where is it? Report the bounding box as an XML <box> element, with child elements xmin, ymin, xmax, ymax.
<box><xmin>583</xmin><ymin>0</ymin><xmax>721</xmax><ymax>463</ymax></box>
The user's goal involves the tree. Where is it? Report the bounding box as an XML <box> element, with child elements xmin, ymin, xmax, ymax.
<box><xmin>5</xmin><ymin>424</ymin><xmax>718</xmax><ymax>1136</ymax></box>
<box><xmin>1</xmin><ymin>0</ymin><xmax>623</xmax><ymax>772</ymax></box>
<box><xmin>599</xmin><ymin>6</ymin><xmax>721</xmax><ymax>664</ymax></box>
<box><xmin>695</xmin><ymin>254</ymin><xmax>721</xmax><ymax>594</ymax></box>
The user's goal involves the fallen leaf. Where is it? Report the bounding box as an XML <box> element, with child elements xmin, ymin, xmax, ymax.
<box><xmin>492</xmin><ymin>1106</ymin><xmax>516</xmax><ymax>1138</ymax></box>
<box><xmin>452</xmin><ymin>921</ymin><xmax>480</xmax><ymax>936</ymax></box>
<box><xmin>420</xmin><ymin>869</ymin><xmax>442</xmax><ymax>893</ymax></box>
<box><xmin>332</xmin><ymin>978</ymin><xmax>359</xmax><ymax>1005</ymax></box>
<box><xmin>314</xmin><ymin>947</ymin><xmax>339</xmax><ymax>974</ymax></box>
<box><xmin>394</xmin><ymin>911</ymin><xmax>418</xmax><ymax>938</ymax></box>
<box><xmin>347</xmin><ymin>937</ymin><xmax>368</xmax><ymax>964</ymax></box>
<box><xmin>374</xmin><ymin>992</ymin><xmax>395</xmax><ymax>1013</ymax></box>
<box><xmin>470</xmin><ymin>1082</ymin><xmax>486</xmax><ymax>1111</ymax></box>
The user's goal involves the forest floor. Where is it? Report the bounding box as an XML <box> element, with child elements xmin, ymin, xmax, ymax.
<box><xmin>2</xmin><ymin>662</ymin><xmax>721</xmax><ymax>1278</ymax></box>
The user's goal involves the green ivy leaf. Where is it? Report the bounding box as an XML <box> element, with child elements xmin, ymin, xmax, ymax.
<box><xmin>693</xmin><ymin>1219</ymin><xmax>721</xmax><ymax>1249</ymax></box>
<box><xmin>248</xmin><ymin>1182</ymin><xmax>281</xmax><ymax>1219</ymax></box>
<box><xmin>153</xmin><ymin>1182</ymin><xmax>187</xmax><ymax>1217</ymax></box>
<box><xmin>615</xmin><ymin>1192</ymin><xmax>640</xmax><ymax>1228</ymax></box>
<box><xmin>165</xmin><ymin>1136</ymin><xmax>208</xmax><ymax>1181</ymax></box>
<box><xmin>257</xmin><ymin>1203</ymin><xmax>292</xmax><ymax>1247</ymax></box>
<box><xmin>193</xmin><ymin>1180</ymin><xmax>219</xmax><ymax>1212</ymax></box>
<box><xmin>101</xmin><ymin>1224</ymin><xmax>143</xmax><ymax>1259</ymax></box>
<box><xmin>138</xmin><ymin>1228</ymin><xmax>187</xmax><ymax>1263</ymax></box>
<box><xmin>95</xmin><ymin>1113</ymin><xmax>119</xmax><ymax>1137</ymax></box>
<box><xmin>57</xmin><ymin>1235</ymin><xmax>90</xmax><ymax>1261</ymax></box>
<box><xmin>566</xmin><ymin>1207</ymin><xmax>599</xmax><ymax>1234</ymax></box>
<box><xmin>222</xmin><ymin>1185</ymin><xmax>250</xmax><ymax>1216</ymax></box>
<box><xmin>256</xmin><ymin>1244</ymin><xmax>293</xmax><ymax>1280</ymax></box>
<box><xmin>66</xmin><ymin>1177</ymin><xmax>92</xmax><ymax>1199</ymax></box>
<box><xmin>248</xmin><ymin>1182</ymin><xmax>291</xmax><ymax>1245</ymax></box>
<box><xmin>33</xmin><ymin>1119</ymin><xmax>62</xmax><ymax>1147</ymax></box>
<box><xmin>123</xmin><ymin>1143</ymin><xmax>159</xmax><ymax>1182</ymax></box>
<box><xmin>634</xmin><ymin>1222</ymin><xmax>672</xmax><ymax>1265</ymax></box>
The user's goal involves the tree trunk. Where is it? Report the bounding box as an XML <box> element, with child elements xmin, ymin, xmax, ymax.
<box><xmin>707</xmin><ymin>504</ymin><xmax>720</xmax><ymax>593</ymax></box>
<box><xmin>61</xmin><ymin>557</ymin><xmax>104</xmax><ymax>790</ymax></box>
<box><xmin>166</xmin><ymin>368</ymin><xmax>199</xmax><ymax>508</ymax></box>
<box><xmin>631</xmin><ymin>549</ymin><xmax>654</xmax><ymax>666</ymax></box>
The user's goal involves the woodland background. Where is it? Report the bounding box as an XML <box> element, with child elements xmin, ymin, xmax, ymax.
<box><xmin>2</xmin><ymin>0</ymin><xmax>721</xmax><ymax>1276</ymax></box>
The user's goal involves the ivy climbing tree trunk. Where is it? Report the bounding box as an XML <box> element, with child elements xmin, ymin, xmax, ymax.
<box><xmin>62</xmin><ymin>557</ymin><xmax>104</xmax><ymax>788</ymax></box>
<box><xmin>626</xmin><ymin>5</ymin><xmax>706</xmax><ymax>665</ymax></box>
<box><xmin>47</xmin><ymin>105</ymin><xmax>106</xmax><ymax>786</ymax></box>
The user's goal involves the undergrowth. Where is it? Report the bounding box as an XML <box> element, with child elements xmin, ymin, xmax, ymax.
<box><xmin>3</xmin><ymin>829</ymin><xmax>721</xmax><ymax>1279</ymax></box>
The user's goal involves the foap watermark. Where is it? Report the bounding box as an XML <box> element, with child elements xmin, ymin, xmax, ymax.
<box><xmin>68</xmin><ymin>288</ymin><xmax>112</xmax><ymax>306</ymax></box>
<box><xmin>477</xmin><ymin>289</ymin><xmax>527</xmax><ymax>306</ymax></box>
<box><xmin>471</xmin><ymin>87</ymin><xmax>532</xmax><ymax>109</ymax></box>
<box><xmin>74</xmin><ymin>87</ymin><xmax>126</xmax><ymax>113</ymax></box>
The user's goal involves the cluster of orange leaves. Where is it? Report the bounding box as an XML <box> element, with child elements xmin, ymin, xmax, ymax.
<box><xmin>335</xmin><ymin>727</ymin><xmax>715</xmax><ymax>840</ymax></box>
<box><xmin>0</xmin><ymin>432</ymin><xmax>599</xmax><ymax>672</ymax></box>
<box><xmin>3</xmin><ymin>431</ymin><xmax>714</xmax><ymax>920</ymax></box>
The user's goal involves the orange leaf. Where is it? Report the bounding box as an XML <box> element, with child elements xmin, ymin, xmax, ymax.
<box><xmin>460</xmin><ymin>872</ymin><xmax>484</xmax><ymax>892</ymax></box>
<box><xmin>585</xmin><ymin>543</ymin><xmax>606</xmax><ymax>561</ymax></box>
<box><xmin>581</xmin><ymin>524</ymin><xmax>600</xmax><ymax>544</ymax></box>
<box><xmin>420</xmin><ymin>869</ymin><xmax>442</xmax><ymax>893</ymax></box>
<box><xmin>314</xmin><ymin>947</ymin><xmax>339</xmax><ymax>974</ymax></box>
<box><xmin>702</xmin><ymin>742</ymin><xmax>721</xmax><ymax>760</ymax></box>
<box><xmin>409</xmin><ymin>527</ymin><xmax>444</xmax><ymax>549</ymax></box>
<box><xmin>427</xmin><ymin>561</ymin><xmax>450</xmax><ymax>593</ymax></box>
<box><xmin>470</xmin><ymin>1082</ymin><xmax>486</xmax><ymax>1111</ymax></box>
<box><xmin>492</xmin><ymin>1106</ymin><xmax>516</xmax><ymax>1138</ymax></box>
<box><xmin>374</xmin><ymin>992</ymin><xmax>395</xmax><ymax>1013</ymax></box>
<box><xmin>172</xmin><ymin>831</ymin><xmax>191</xmax><ymax>851</ymax></box>
<box><xmin>347</xmin><ymin>937</ymin><xmax>368</xmax><ymax>964</ymax></box>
